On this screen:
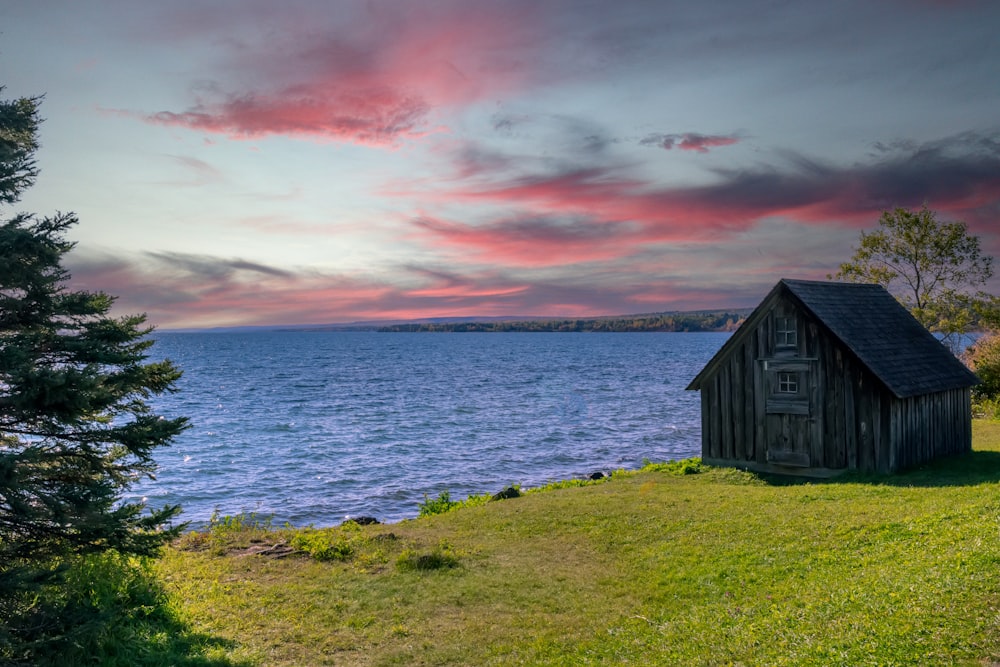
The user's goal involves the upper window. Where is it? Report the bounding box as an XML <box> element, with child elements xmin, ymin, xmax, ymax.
<box><xmin>775</xmin><ymin>316</ymin><xmax>797</xmax><ymax>348</ymax></box>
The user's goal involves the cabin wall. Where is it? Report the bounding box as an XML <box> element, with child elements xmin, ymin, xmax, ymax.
<box><xmin>887</xmin><ymin>388</ymin><xmax>972</xmax><ymax>472</ymax></box>
<box><xmin>820</xmin><ymin>345</ymin><xmax>971</xmax><ymax>473</ymax></box>
<box><xmin>814</xmin><ymin>323</ymin><xmax>888</xmax><ymax>472</ymax></box>
<box><xmin>700</xmin><ymin>318</ymin><xmax>763</xmax><ymax>464</ymax></box>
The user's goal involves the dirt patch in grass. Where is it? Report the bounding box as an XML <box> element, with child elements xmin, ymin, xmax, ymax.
<box><xmin>228</xmin><ymin>542</ymin><xmax>298</xmax><ymax>559</ymax></box>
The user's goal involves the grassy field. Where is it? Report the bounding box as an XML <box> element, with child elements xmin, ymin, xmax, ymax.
<box><xmin>75</xmin><ymin>422</ymin><xmax>1000</xmax><ymax>665</ymax></box>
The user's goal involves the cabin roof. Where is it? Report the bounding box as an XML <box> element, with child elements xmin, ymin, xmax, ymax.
<box><xmin>687</xmin><ymin>278</ymin><xmax>979</xmax><ymax>398</ymax></box>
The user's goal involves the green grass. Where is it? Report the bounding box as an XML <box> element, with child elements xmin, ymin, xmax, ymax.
<box><xmin>94</xmin><ymin>423</ymin><xmax>1000</xmax><ymax>664</ymax></box>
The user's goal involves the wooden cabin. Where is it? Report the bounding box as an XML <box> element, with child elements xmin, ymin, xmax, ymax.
<box><xmin>686</xmin><ymin>278</ymin><xmax>979</xmax><ymax>475</ymax></box>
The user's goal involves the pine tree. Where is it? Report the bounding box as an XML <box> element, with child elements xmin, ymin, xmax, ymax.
<box><xmin>0</xmin><ymin>90</ymin><xmax>187</xmax><ymax>637</ymax></box>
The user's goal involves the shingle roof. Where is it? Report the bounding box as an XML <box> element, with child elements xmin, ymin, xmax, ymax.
<box><xmin>780</xmin><ymin>278</ymin><xmax>978</xmax><ymax>398</ymax></box>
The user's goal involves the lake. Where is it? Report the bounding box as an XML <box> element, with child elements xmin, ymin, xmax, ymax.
<box><xmin>132</xmin><ymin>331</ymin><xmax>728</xmax><ymax>527</ymax></box>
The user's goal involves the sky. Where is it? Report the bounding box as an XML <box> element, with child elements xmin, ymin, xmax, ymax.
<box><xmin>3</xmin><ymin>0</ymin><xmax>1000</xmax><ymax>329</ymax></box>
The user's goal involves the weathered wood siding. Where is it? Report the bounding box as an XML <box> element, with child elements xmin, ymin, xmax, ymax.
<box><xmin>701</xmin><ymin>309</ymin><xmax>765</xmax><ymax>464</ymax></box>
<box><xmin>699</xmin><ymin>294</ymin><xmax>972</xmax><ymax>474</ymax></box>
<box><xmin>886</xmin><ymin>387</ymin><xmax>971</xmax><ymax>472</ymax></box>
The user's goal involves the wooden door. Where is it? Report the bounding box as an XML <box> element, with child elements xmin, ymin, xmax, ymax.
<box><xmin>762</xmin><ymin>360</ymin><xmax>814</xmax><ymax>467</ymax></box>
<box><xmin>764</xmin><ymin>412</ymin><xmax>811</xmax><ymax>467</ymax></box>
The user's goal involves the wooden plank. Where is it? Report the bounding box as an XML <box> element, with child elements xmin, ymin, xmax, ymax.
<box><xmin>761</xmin><ymin>359</ymin><xmax>815</xmax><ymax>371</ymax></box>
<box><xmin>709</xmin><ymin>376</ymin><xmax>721</xmax><ymax>459</ymax></box>
<box><xmin>952</xmin><ymin>390</ymin><xmax>962</xmax><ymax>455</ymax></box>
<box><xmin>936</xmin><ymin>392</ymin><xmax>945</xmax><ymax>459</ymax></box>
<box><xmin>840</xmin><ymin>350</ymin><xmax>851</xmax><ymax>469</ymax></box>
<box><xmin>919</xmin><ymin>394</ymin><xmax>926</xmax><ymax>466</ymax></box>
<box><xmin>765</xmin><ymin>399</ymin><xmax>810</xmax><ymax>415</ymax></box>
<box><xmin>794</xmin><ymin>413</ymin><xmax>810</xmax><ymax>466</ymax></box>
<box><xmin>732</xmin><ymin>345</ymin><xmax>746</xmax><ymax>461</ymax></box>
<box><xmin>942</xmin><ymin>391</ymin><xmax>951</xmax><ymax>457</ymax></box>
<box><xmin>754</xmin><ymin>331</ymin><xmax>766</xmax><ymax>464</ymax></box>
<box><xmin>946</xmin><ymin>391</ymin><xmax>954</xmax><ymax>454</ymax></box>
<box><xmin>871</xmin><ymin>390</ymin><xmax>881</xmax><ymax>471</ymax></box>
<box><xmin>830</xmin><ymin>346</ymin><xmax>846</xmax><ymax>469</ymax></box>
<box><xmin>810</xmin><ymin>358</ymin><xmax>824</xmax><ymax>468</ymax></box>
<box><xmin>700</xmin><ymin>389</ymin><xmax>710</xmax><ymax>459</ymax></box>
<box><xmin>925</xmin><ymin>393</ymin><xmax>931</xmax><ymax>462</ymax></box>
<box><xmin>744</xmin><ymin>335</ymin><xmax>755</xmax><ymax>461</ymax></box>
<box><xmin>781</xmin><ymin>413</ymin><xmax>791</xmax><ymax>454</ymax></box>
<box><xmin>963</xmin><ymin>390</ymin><xmax>972</xmax><ymax>453</ymax></box>
<box><xmin>943</xmin><ymin>391</ymin><xmax>951</xmax><ymax>453</ymax></box>
<box><xmin>910</xmin><ymin>396</ymin><xmax>917</xmax><ymax>467</ymax></box>
<box><xmin>884</xmin><ymin>399</ymin><xmax>900</xmax><ymax>474</ymax></box>
<box><xmin>819</xmin><ymin>344</ymin><xmax>833</xmax><ymax>467</ymax></box>
<box><xmin>916</xmin><ymin>394</ymin><xmax>925</xmax><ymax>466</ymax></box>
<box><xmin>872</xmin><ymin>380</ymin><xmax>883</xmax><ymax>472</ymax></box>
<box><xmin>767</xmin><ymin>448</ymin><xmax>810</xmax><ymax>467</ymax></box>
<box><xmin>846</xmin><ymin>366</ymin><xmax>860</xmax><ymax>470</ymax></box>
<box><xmin>720</xmin><ymin>360</ymin><xmax>733</xmax><ymax>460</ymax></box>
<box><xmin>765</xmin><ymin>413</ymin><xmax>781</xmax><ymax>461</ymax></box>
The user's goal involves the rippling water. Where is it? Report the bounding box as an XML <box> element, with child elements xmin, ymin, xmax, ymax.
<box><xmin>130</xmin><ymin>331</ymin><xmax>727</xmax><ymax>526</ymax></box>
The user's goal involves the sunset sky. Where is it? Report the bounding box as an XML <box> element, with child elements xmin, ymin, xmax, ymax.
<box><xmin>3</xmin><ymin>0</ymin><xmax>1000</xmax><ymax>329</ymax></box>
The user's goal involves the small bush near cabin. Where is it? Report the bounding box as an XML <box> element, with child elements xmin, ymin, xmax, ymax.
<box><xmin>418</xmin><ymin>490</ymin><xmax>493</xmax><ymax>517</ymax></box>
<box><xmin>418</xmin><ymin>491</ymin><xmax>459</xmax><ymax>517</ymax></box>
<box><xmin>642</xmin><ymin>457</ymin><xmax>704</xmax><ymax>475</ymax></box>
<box><xmin>965</xmin><ymin>331</ymin><xmax>1000</xmax><ymax>418</ymax></box>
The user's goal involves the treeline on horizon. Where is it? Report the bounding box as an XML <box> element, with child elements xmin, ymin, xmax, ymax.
<box><xmin>377</xmin><ymin>311</ymin><xmax>749</xmax><ymax>333</ymax></box>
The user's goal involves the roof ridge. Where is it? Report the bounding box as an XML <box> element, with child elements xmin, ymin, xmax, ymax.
<box><xmin>780</xmin><ymin>277</ymin><xmax>879</xmax><ymax>288</ymax></box>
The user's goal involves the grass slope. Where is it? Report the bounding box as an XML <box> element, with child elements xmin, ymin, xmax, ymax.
<box><xmin>156</xmin><ymin>423</ymin><xmax>1000</xmax><ymax>666</ymax></box>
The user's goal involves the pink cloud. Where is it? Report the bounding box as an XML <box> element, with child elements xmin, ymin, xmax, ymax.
<box><xmin>411</xmin><ymin>131</ymin><xmax>1000</xmax><ymax>262</ymax></box>
<box><xmin>146</xmin><ymin>90</ymin><xmax>430</xmax><ymax>145</ymax></box>
<box><xmin>139</xmin><ymin>3</ymin><xmax>543</xmax><ymax>145</ymax></box>
<box><xmin>401</xmin><ymin>169</ymin><xmax>824</xmax><ymax>270</ymax></box>
<box><xmin>425</xmin><ymin>167</ymin><xmax>768</xmax><ymax>242</ymax></box>
<box><xmin>410</xmin><ymin>214</ymin><xmax>640</xmax><ymax>266</ymax></box>
<box><xmin>402</xmin><ymin>267</ymin><xmax>530</xmax><ymax>300</ymax></box>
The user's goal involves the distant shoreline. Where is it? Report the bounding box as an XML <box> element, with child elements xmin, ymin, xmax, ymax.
<box><xmin>376</xmin><ymin>312</ymin><xmax>747</xmax><ymax>333</ymax></box>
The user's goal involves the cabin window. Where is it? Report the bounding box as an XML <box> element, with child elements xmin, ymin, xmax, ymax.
<box><xmin>777</xmin><ymin>372</ymin><xmax>798</xmax><ymax>394</ymax></box>
<box><xmin>765</xmin><ymin>360</ymin><xmax>810</xmax><ymax>415</ymax></box>
<box><xmin>775</xmin><ymin>316</ymin><xmax>797</xmax><ymax>348</ymax></box>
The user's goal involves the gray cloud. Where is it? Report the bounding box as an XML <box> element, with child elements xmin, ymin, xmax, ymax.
<box><xmin>146</xmin><ymin>251</ymin><xmax>295</xmax><ymax>279</ymax></box>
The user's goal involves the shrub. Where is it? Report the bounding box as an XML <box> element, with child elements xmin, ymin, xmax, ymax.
<box><xmin>418</xmin><ymin>487</ymin><xmax>523</xmax><ymax>517</ymax></box>
<box><xmin>187</xmin><ymin>510</ymin><xmax>277</xmax><ymax>553</ymax></box>
<box><xmin>208</xmin><ymin>510</ymin><xmax>273</xmax><ymax>535</ymax></box>
<box><xmin>965</xmin><ymin>331</ymin><xmax>1000</xmax><ymax>417</ymax></box>
<box><xmin>396</xmin><ymin>541</ymin><xmax>460</xmax><ymax>571</ymax></box>
<box><xmin>971</xmin><ymin>396</ymin><xmax>1000</xmax><ymax>420</ymax></box>
<box><xmin>418</xmin><ymin>491</ymin><xmax>459</xmax><ymax>517</ymax></box>
<box><xmin>1</xmin><ymin>552</ymin><xmax>171</xmax><ymax>665</ymax></box>
<box><xmin>290</xmin><ymin>524</ymin><xmax>365</xmax><ymax>562</ymax></box>
<box><xmin>641</xmin><ymin>457</ymin><xmax>704</xmax><ymax>475</ymax></box>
